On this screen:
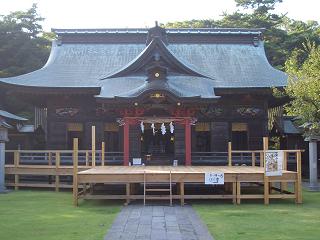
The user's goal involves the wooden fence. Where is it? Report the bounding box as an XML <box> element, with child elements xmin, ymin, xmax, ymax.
<box><xmin>4</xmin><ymin>148</ymin><xmax>123</xmax><ymax>191</ymax></box>
<box><xmin>4</xmin><ymin>137</ymin><xmax>302</xmax><ymax>205</ymax></box>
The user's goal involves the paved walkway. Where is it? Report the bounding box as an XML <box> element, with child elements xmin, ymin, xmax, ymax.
<box><xmin>104</xmin><ymin>204</ymin><xmax>214</xmax><ymax>240</ymax></box>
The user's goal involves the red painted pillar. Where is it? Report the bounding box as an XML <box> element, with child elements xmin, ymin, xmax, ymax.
<box><xmin>185</xmin><ymin>118</ymin><xmax>192</xmax><ymax>166</ymax></box>
<box><xmin>123</xmin><ymin>118</ymin><xmax>130</xmax><ymax>166</ymax></box>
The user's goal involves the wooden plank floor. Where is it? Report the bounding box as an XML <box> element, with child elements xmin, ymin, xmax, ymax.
<box><xmin>75</xmin><ymin>166</ymin><xmax>300</xmax><ymax>205</ymax></box>
<box><xmin>77</xmin><ymin>166</ymin><xmax>297</xmax><ymax>184</ymax></box>
<box><xmin>78</xmin><ymin>165</ymin><xmax>294</xmax><ymax>175</ymax></box>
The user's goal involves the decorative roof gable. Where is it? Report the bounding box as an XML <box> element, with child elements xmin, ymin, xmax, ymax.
<box><xmin>102</xmin><ymin>29</ymin><xmax>212</xmax><ymax>81</ymax></box>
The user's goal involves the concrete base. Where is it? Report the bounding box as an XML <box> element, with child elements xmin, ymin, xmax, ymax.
<box><xmin>0</xmin><ymin>188</ymin><xmax>10</xmax><ymax>194</ymax></box>
<box><xmin>308</xmin><ymin>184</ymin><xmax>320</xmax><ymax>192</ymax></box>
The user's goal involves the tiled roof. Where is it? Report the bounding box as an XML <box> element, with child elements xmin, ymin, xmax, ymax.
<box><xmin>0</xmin><ymin>27</ymin><xmax>287</xmax><ymax>99</ymax></box>
<box><xmin>0</xmin><ymin>110</ymin><xmax>28</xmax><ymax>121</ymax></box>
<box><xmin>53</xmin><ymin>28</ymin><xmax>264</xmax><ymax>35</ymax></box>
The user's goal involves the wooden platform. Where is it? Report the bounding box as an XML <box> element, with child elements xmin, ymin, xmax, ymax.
<box><xmin>75</xmin><ymin>165</ymin><xmax>301</xmax><ymax>206</ymax></box>
<box><xmin>78</xmin><ymin>166</ymin><xmax>297</xmax><ymax>183</ymax></box>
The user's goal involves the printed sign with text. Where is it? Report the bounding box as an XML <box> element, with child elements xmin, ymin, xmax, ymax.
<box><xmin>205</xmin><ymin>172</ymin><xmax>224</xmax><ymax>185</ymax></box>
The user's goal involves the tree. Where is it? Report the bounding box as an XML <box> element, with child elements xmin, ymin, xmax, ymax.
<box><xmin>285</xmin><ymin>41</ymin><xmax>320</xmax><ymax>137</ymax></box>
<box><xmin>0</xmin><ymin>4</ymin><xmax>52</xmax><ymax>119</ymax></box>
<box><xmin>235</xmin><ymin>0</ymin><xmax>283</xmax><ymax>13</ymax></box>
<box><xmin>0</xmin><ymin>4</ymin><xmax>51</xmax><ymax>78</ymax></box>
<box><xmin>164</xmin><ymin>0</ymin><xmax>320</xmax><ymax>70</ymax></box>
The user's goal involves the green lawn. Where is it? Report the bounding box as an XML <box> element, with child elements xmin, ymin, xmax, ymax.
<box><xmin>0</xmin><ymin>191</ymin><xmax>121</xmax><ymax>240</ymax></box>
<box><xmin>1</xmin><ymin>190</ymin><xmax>320</xmax><ymax>240</ymax></box>
<box><xmin>194</xmin><ymin>190</ymin><xmax>320</xmax><ymax>240</ymax></box>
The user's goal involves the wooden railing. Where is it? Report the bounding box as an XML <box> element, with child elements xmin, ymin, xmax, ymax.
<box><xmin>4</xmin><ymin>137</ymin><xmax>303</xmax><ymax>205</ymax></box>
<box><xmin>5</xmin><ymin>150</ymin><xmax>124</xmax><ymax>166</ymax></box>
<box><xmin>192</xmin><ymin>150</ymin><xmax>298</xmax><ymax>168</ymax></box>
<box><xmin>4</xmin><ymin>149</ymin><xmax>123</xmax><ymax>191</ymax></box>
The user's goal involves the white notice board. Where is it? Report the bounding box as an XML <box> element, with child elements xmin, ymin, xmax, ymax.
<box><xmin>265</xmin><ymin>150</ymin><xmax>283</xmax><ymax>176</ymax></box>
<box><xmin>205</xmin><ymin>172</ymin><xmax>224</xmax><ymax>185</ymax></box>
<box><xmin>132</xmin><ymin>158</ymin><xmax>142</xmax><ymax>165</ymax></box>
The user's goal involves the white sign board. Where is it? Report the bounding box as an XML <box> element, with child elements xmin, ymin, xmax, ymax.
<box><xmin>132</xmin><ymin>158</ymin><xmax>142</xmax><ymax>165</ymax></box>
<box><xmin>265</xmin><ymin>150</ymin><xmax>283</xmax><ymax>176</ymax></box>
<box><xmin>173</xmin><ymin>160</ymin><xmax>178</xmax><ymax>167</ymax></box>
<box><xmin>205</xmin><ymin>172</ymin><xmax>224</xmax><ymax>185</ymax></box>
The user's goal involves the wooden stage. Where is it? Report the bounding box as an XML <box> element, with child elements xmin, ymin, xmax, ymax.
<box><xmin>74</xmin><ymin>165</ymin><xmax>302</xmax><ymax>206</ymax></box>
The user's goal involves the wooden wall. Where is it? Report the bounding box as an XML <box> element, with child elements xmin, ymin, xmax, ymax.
<box><xmin>44</xmin><ymin>94</ymin><xmax>269</xmax><ymax>153</ymax></box>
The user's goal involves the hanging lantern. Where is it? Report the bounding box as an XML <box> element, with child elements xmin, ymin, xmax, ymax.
<box><xmin>161</xmin><ymin>123</ymin><xmax>166</xmax><ymax>135</ymax></box>
<box><xmin>140</xmin><ymin>121</ymin><xmax>144</xmax><ymax>133</ymax></box>
<box><xmin>169</xmin><ymin>122</ymin><xmax>174</xmax><ymax>134</ymax></box>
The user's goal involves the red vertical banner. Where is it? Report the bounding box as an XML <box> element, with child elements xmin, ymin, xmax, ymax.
<box><xmin>185</xmin><ymin>118</ymin><xmax>192</xmax><ymax>166</ymax></box>
<box><xmin>123</xmin><ymin>118</ymin><xmax>130</xmax><ymax>166</ymax></box>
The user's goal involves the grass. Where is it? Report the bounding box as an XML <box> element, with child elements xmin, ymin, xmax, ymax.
<box><xmin>0</xmin><ymin>191</ymin><xmax>121</xmax><ymax>240</ymax></box>
<box><xmin>194</xmin><ymin>190</ymin><xmax>320</xmax><ymax>240</ymax></box>
<box><xmin>1</xmin><ymin>189</ymin><xmax>320</xmax><ymax>240</ymax></box>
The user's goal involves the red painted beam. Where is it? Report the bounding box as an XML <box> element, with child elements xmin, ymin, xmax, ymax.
<box><xmin>185</xmin><ymin>118</ymin><xmax>192</xmax><ymax>166</ymax></box>
<box><xmin>123</xmin><ymin>118</ymin><xmax>130</xmax><ymax>166</ymax></box>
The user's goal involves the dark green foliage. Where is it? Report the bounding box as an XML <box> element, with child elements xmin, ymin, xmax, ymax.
<box><xmin>164</xmin><ymin>1</ymin><xmax>320</xmax><ymax>70</ymax></box>
<box><xmin>0</xmin><ymin>4</ymin><xmax>52</xmax><ymax>119</ymax></box>
<box><xmin>235</xmin><ymin>0</ymin><xmax>283</xmax><ymax>13</ymax></box>
<box><xmin>0</xmin><ymin>4</ymin><xmax>51</xmax><ymax>78</ymax></box>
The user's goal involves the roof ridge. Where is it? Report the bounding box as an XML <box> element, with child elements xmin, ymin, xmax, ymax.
<box><xmin>52</xmin><ymin>27</ymin><xmax>264</xmax><ymax>35</ymax></box>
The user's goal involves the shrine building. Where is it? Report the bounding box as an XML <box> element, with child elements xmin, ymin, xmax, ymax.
<box><xmin>0</xmin><ymin>25</ymin><xmax>287</xmax><ymax>166</ymax></box>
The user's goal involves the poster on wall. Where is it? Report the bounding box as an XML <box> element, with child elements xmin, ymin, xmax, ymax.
<box><xmin>265</xmin><ymin>150</ymin><xmax>284</xmax><ymax>176</ymax></box>
<box><xmin>205</xmin><ymin>172</ymin><xmax>224</xmax><ymax>185</ymax></box>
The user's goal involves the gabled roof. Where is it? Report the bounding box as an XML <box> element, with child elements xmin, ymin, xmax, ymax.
<box><xmin>97</xmin><ymin>35</ymin><xmax>218</xmax><ymax>99</ymax></box>
<box><xmin>101</xmin><ymin>37</ymin><xmax>211</xmax><ymax>80</ymax></box>
<box><xmin>0</xmin><ymin>110</ymin><xmax>27</xmax><ymax>130</ymax></box>
<box><xmin>274</xmin><ymin>116</ymin><xmax>301</xmax><ymax>135</ymax></box>
<box><xmin>0</xmin><ymin>26</ymin><xmax>287</xmax><ymax>100</ymax></box>
<box><xmin>0</xmin><ymin>120</ymin><xmax>12</xmax><ymax>129</ymax></box>
<box><xmin>97</xmin><ymin>76</ymin><xmax>218</xmax><ymax>99</ymax></box>
<box><xmin>0</xmin><ymin>110</ymin><xmax>28</xmax><ymax>121</ymax></box>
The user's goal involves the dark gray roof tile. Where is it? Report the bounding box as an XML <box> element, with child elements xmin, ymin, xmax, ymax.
<box><xmin>0</xmin><ymin>28</ymin><xmax>287</xmax><ymax>99</ymax></box>
<box><xmin>0</xmin><ymin>110</ymin><xmax>28</xmax><ymax>121</ymax></box>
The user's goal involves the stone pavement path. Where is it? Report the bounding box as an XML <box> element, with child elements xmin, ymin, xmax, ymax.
<box><xmin>104</xmin><ymin>204</ymin><xmax>214</xmax><ymax>240</ymax></box>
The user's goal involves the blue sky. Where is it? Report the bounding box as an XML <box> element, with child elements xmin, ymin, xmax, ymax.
<box><xmin>1</xmin><ymin>0</ymin><xmax>319</xmax><ymax>30</ymax></box>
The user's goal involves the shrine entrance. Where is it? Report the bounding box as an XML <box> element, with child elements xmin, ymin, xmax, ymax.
<box><xmin>122</xmin><ymin>117</ymin><xmax>193</xmax><ymax>166</ymax></box>
<box><xmin>141</xmin><ymin>127</ymin><xmax>174</xmax><ymax>165</ymax></box>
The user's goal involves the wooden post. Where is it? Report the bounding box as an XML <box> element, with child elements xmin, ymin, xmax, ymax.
<box><xmin>232</xmin><ymin>182</ymin><xmax>237</xmax><ymax>204</ymax></box>
<box><xmin>228</xmin><ymin>142</ymin><xmax>232</xmax><ymax>166</ymax></box>
<box><xmin>263</xmin><ymin>137</ymin><xmax>269</xmax><ymax>151</ymax></box>
<box><xmin>73</xmin><ymin>138</ymin><xmax>79</xmax><ymax>206</ymax></box>
<box><xmin>185</xmin><ymin>119</ymin><xmax>192</xmax><ymax>166</ymax></box>
<box><xmin>125</xmin><ymin>183</ymin><xmax>130</xmax><ymax>205</ymax></box>
<box><xmin>264</xmin><ymin>176</ymin><xmax>269</xmax><ymax>205</ymax></box>
<box><xmin>251</xmin><ymin>152</ymin><xmax>256</xmax><ymax>167</ymax></box>
<box><xmin>92</xmin><ymin>126</ymin><xmax>96</xmax><ymax>167</ymax></box>
<box><xmin>48</xmin><ymin>152</ymin><xmax>52</xmax><ymax>166</ymax></box>
<box><xmin>296</xmin><ymin>150</ymin><xmax>302</xmax><ymax>204</ymax></box>
<box><xmin>123</xmin><ymin>119</ymin><xmax>129</xmax><ymax>166</ymax></box>
<box><xmin>101</xmin><ymin>142</ymin><xmax>105</xmax><ymax>166</ymax></box>
<box><xmin>48</xmin><ymin>151</ymin><xmax>53</xmax><ymax>185</ymax></box>
<box><xmin>85</xmin><ymin>151</ymin><xmax>89</xmax><ymax>166</ymax></box>
<box><xmin>236</xmin><ymin>182</ymin><xmax>241</xmax><ymax>204</ymax></box>
<box><xmin>180</xmin><ymin>181</ymin><xmax>185</xmax><ymax>206</ymax></box>
<box><xmin>83</xmin><ymin>183</ymin><xmax>87</xmax><ymax>196</ymax></box>
<box><xmin>281</xmin><ymin>151</ymin><xmax>288</xmax><ymax>192</ymax></box>
<box><xmin>263</xmin><ymin>137</ymin><xmax>269</xmax><ymax>204</ymax></box>
<box><xmin>14</xmin><ymin>150</ymin><xmax>19</xmax><ymax>190</ymax></box>
<box><xmin>259</xmin><ymin>152</ymin><xmax>264</xmax><ymax>167</ymax></box>
<box><xmin>55</xmin><ymin>152</ymin><xmax>61</xmax><ymax>192</ymax></box>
